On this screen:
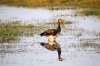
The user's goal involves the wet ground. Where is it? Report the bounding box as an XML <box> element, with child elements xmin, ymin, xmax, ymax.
<box><xmin>0</xmin><ymin>6</ymin><xmax>100</xmax><ymax>66</ymax></box>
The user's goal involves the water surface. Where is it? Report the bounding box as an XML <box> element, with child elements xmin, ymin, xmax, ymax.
<box><xmin>0</xmin><ymin>6</ymin><xmax>100</xmax><ymax>66</ymax></box>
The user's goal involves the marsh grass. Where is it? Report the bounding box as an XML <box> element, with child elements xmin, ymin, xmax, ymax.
<box><xmin>78</xmin><ymin>9</ymin><xmax>100</xmax><ymax>16</ymax></box>
<box><xmin>0</xmin><ymin>22</ymin><xmax>34</xmax><ymax>43</ymax></box>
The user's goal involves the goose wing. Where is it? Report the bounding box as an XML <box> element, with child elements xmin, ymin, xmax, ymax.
<box><xmin>44</xmin><ymin>29</ymin><xmax>58</xmax><ymax>36</ymax></box>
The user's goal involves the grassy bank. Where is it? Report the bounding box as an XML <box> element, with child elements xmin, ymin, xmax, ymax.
<box><xmin>63</xmin><ymin>0</ymin><xmax>100</xmax><ymax>9</ymax></box>
<box><xmin>0</xmin><ymin>22</ymin><xmax>34</xmax><ymax>43</ymax></box>
<box><xmin>0</xmin><ymin>0</ymin><xmax>100</xmax><ymax>9</ymax></box>
<box><xmin>0</xmin><ymin>0</ymin><xmax>100</xmax><ymax>16</ymax></box>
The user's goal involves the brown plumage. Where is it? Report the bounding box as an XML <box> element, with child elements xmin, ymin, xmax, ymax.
<box><xmin>40</xmin><ymin>19</ymin><xmax>61</xmax><ymax>38</ymax></box>
<box><xmin>40</xmin><ymin>41</ymin><xmax>63</xmax><ymax>61</ymax></box>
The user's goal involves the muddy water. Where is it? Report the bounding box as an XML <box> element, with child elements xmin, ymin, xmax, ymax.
<box><xmin>0</xmin><ymin>6</ymin><xmax>100</xmax><ymax>66</ymax></box>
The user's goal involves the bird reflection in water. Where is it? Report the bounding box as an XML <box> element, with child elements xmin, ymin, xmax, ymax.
<box><xmin>40</xmin><ymin>40</ymin><xmax>63</xmax><ymax>61</ymax></box>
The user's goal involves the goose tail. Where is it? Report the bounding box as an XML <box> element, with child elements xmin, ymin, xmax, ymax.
<box><xmin>40</xmin><ymin>32</ymin><xmax>44</xmax><ymax>36</ymax></box>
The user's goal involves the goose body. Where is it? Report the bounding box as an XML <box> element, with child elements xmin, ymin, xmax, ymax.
<box><xmin>40</xmin><ymin>29</ymin><xmax>60</xmax><ymax>36</ymax></box>
<box><xmin>40</xmin><ymin>19</ymin><xmax>62</xmax><ymax>39</ymax></box>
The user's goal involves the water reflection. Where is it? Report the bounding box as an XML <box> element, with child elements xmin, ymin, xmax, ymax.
<box><xmin>40</xmin><ymin>40</ymin><xmax>63</xmax><ymax>61</ymax></box>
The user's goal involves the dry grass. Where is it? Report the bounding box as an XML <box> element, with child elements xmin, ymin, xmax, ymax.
<box><xmin>0</xmin><ymin>0</ymin><xmax>100</xmax><ymax>9</ymax></box>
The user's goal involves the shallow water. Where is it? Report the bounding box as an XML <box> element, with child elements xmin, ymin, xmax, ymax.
<box><xmin>0</xmin><ymin>6</ymin><xmax>100</xmax><ymax>66</ymax></box>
